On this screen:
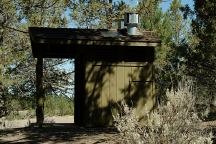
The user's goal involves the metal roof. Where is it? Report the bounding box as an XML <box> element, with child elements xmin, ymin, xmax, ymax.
<box><xmin>29</xmin><ymin>27</ymin><xmax>161</xmax><ymax>58</ymax></box>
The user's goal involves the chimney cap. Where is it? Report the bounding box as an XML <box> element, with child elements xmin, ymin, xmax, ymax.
<box><xmin>124</xmin><ymin>13</ymin><xmax>139</xmax><ymax>26</ymax></box>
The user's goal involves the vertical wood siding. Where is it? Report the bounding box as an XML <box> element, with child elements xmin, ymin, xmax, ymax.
<box><xmin>83</xmin><ymin>61</ymin><xmax>155</xmax><ymax>126</ymax></box>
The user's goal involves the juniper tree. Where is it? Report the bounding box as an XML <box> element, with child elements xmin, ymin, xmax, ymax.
<box><xmin>0</xmin><ymin>0</ymin><xmax>74</xmax><ymax>121</ymax></box>
<box><xmin>187</xmin><ymin>0</ymin><xmax>216</xmax><ymax>106</ymax></box>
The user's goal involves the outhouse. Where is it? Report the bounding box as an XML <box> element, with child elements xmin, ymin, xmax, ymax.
<box><xmin>29</xmin><ymin>18</ymin><xmax>161</xmax><ymax>127</ymax></box>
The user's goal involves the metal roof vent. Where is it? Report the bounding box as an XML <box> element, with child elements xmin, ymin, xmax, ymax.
<box><xmin>111</xmin><ymin>19</ymin><xmax>125</xmax><ymax>30</ymax></box>
<box><xmin>124</xmin><ymin>13</ymin><xmax>141</xmax><ymax>36</ymax></box>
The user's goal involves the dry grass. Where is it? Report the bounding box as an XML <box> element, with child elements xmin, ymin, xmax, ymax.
<box><xmin>0</xmin><ymin>115</ymin><xmax>74</xmax><ymax>129</ymax></box>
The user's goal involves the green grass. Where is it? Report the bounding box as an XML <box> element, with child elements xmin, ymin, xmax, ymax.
<box><xmin>44</xmin><ymin>95</ymin><xmax>74</xmax><ymax>116</ymax></box>
<box><xmin>5</xmin><ymin>95</ymin><xmax>74</xmax><ymax>120</ymax></box>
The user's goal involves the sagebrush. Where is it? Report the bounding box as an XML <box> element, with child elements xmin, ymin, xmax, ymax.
<box><xmin>113</xmin><ymin>81</ymin><xmax>213</xmax><ymax>144</ymax></box>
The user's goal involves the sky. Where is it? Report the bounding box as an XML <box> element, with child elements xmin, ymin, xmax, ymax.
<box><xmin>160</xmin><ymin>0</ymin><xmax>194</xmax><ymax>11</ymax></box>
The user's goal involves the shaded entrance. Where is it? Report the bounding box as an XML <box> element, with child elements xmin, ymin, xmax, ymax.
<box><xmin>29</xmin><ymin>27</ymin><xmax>161</xmax><ymax>127</ymax></box>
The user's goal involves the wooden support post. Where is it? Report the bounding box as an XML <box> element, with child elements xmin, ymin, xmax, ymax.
<box><xmin>74</xmin><ymin>57</ymin><xmax>82</xmax><ymax>125</ymax></box>
<box><xmin>74</xmin><ymin>58</ymin><xmax>80</xmax><ymax>125</ymax></box>
<box><xmin>74</xmin><ymin>56</ymin><xmax>85</xmax><ymax>126</ymax></box>
<box><xmin>36</xmin><ymin>58</ymin><xmax>44</xmax><ymax>128</ymax></box>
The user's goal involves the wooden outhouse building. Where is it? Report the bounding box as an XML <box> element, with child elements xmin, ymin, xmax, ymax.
<box><xmin>29</xmin><ymin>27</ymin><xmax>161</xmax><ymax>127</ymax></box>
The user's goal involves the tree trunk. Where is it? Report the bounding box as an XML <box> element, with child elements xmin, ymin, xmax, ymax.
<box><xmin>0</xmin><ymin>82</ymin><xmax>7</xmax><ymax>117</ymax></box>
<box><xmin>107</xmin><ymin>0</ymin><xmax>113</xmax><ymax>29</ymax></box>
<box><xmin>36</xmin><ymin>58</ymin><xmax>44</xmax><ymax>128</ymax></box>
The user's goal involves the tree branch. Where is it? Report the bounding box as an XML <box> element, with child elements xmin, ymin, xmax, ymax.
<box><xmin>34</xmin><ymin>0</ymin><xmax>59</xmax><ymax>9</ymax></box>
<box><xmin>3</xmin><ymin>25</ymin><xmax>28</xmax><ymax>34</ymax></box>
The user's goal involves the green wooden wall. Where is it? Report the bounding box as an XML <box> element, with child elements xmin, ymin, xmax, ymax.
<box><xmin>75</xmin><ymin>60</ymin><xmax>155</xmax><ymax>127</ymax></box>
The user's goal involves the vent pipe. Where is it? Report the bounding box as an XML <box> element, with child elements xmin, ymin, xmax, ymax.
<box><xmin>118</xmin><ymin>19</ymin><xmax>125</xmax><ymax>29</ymax></box>
<box><xmin>124</xmin><ymin>13</ymin><xmax>140</xmax><ymax>35</ymax></box>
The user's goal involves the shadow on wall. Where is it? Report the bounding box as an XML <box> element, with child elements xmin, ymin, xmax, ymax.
<box><xmin>82</xmin><ymin>60</ymin><xmax>155</xmax><ymax>127</ymax></box>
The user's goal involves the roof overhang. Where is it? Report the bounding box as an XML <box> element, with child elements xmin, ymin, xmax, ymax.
<box><xmin>29</xmin><ymin>27</ymin><xmax>161</xmax><ymax>59</ymax></box>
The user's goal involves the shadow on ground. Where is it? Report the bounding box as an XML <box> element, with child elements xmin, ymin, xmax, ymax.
<box><xmin>0</xmin><ymin>123</ymin><xmax>119</xmax><ymax>144</ymax></box>
<box><xmin>1</xmin><ymin>122</ymin><xmax>215</xmax><ymax>143</ymax></box>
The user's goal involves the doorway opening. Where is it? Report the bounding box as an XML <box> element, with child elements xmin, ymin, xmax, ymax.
<box><xmin>42</xmin><ymin>58</ymin><xmax>75</xmax><ymax>124</ymax></box>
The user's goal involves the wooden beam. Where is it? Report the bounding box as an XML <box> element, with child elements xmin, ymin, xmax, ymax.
<box><xmin>36</xmin><ymin>58</ymin><xmax>44</xmax><ymax>127</ymax></box>
<box><xmin>33</xmin><ymin>39</ymin><xmax>161</xmax><ymax>47</ymax></box>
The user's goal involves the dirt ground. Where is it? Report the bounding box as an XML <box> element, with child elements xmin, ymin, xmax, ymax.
<box><xmin>1</xmin><ymin>116</ymin><xmax>216</xmax><ymax>144</ymax></box>
<box><xmin>0</xmin><ymin>116</ymin><xmax>120</xmax><ymax>144</ymax></box>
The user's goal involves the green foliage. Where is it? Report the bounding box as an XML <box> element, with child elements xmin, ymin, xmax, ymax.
<box><xmin>138</xmin><ymin>0</ymin><xmax>192</xmax><ymax>101</ymax></box>
<box><xmin>138</xmin><ymin>0</ymin><xmax>162</xmax><ymax>30</ymax></box>
<box><xmin>4</xmin><ymin>95</ymin><xmax>74</xmax><ymax>120</ymax></box>
<box><xmin>44</xmin><ymin>95</ymin><xmax>74</xmax><ymax>116</ymax></box>
<box><xmin>187</xmin><ymin>0</ymin><xmax>216</xmax><ymax>102</ymax></box>
<box><xmin>70</xmin><ymin>0</ymin><xmax>131</xmax><ymax>28</ymax></box>
<box><xmin>0</xmin><ymin>0</ymin><xmax>74</xmax><ymax>117</ymax></box>
<box><xmin>5</xmin><ymin>99</ymin><xmax>34</xmax><ymax>120</ymax></box>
